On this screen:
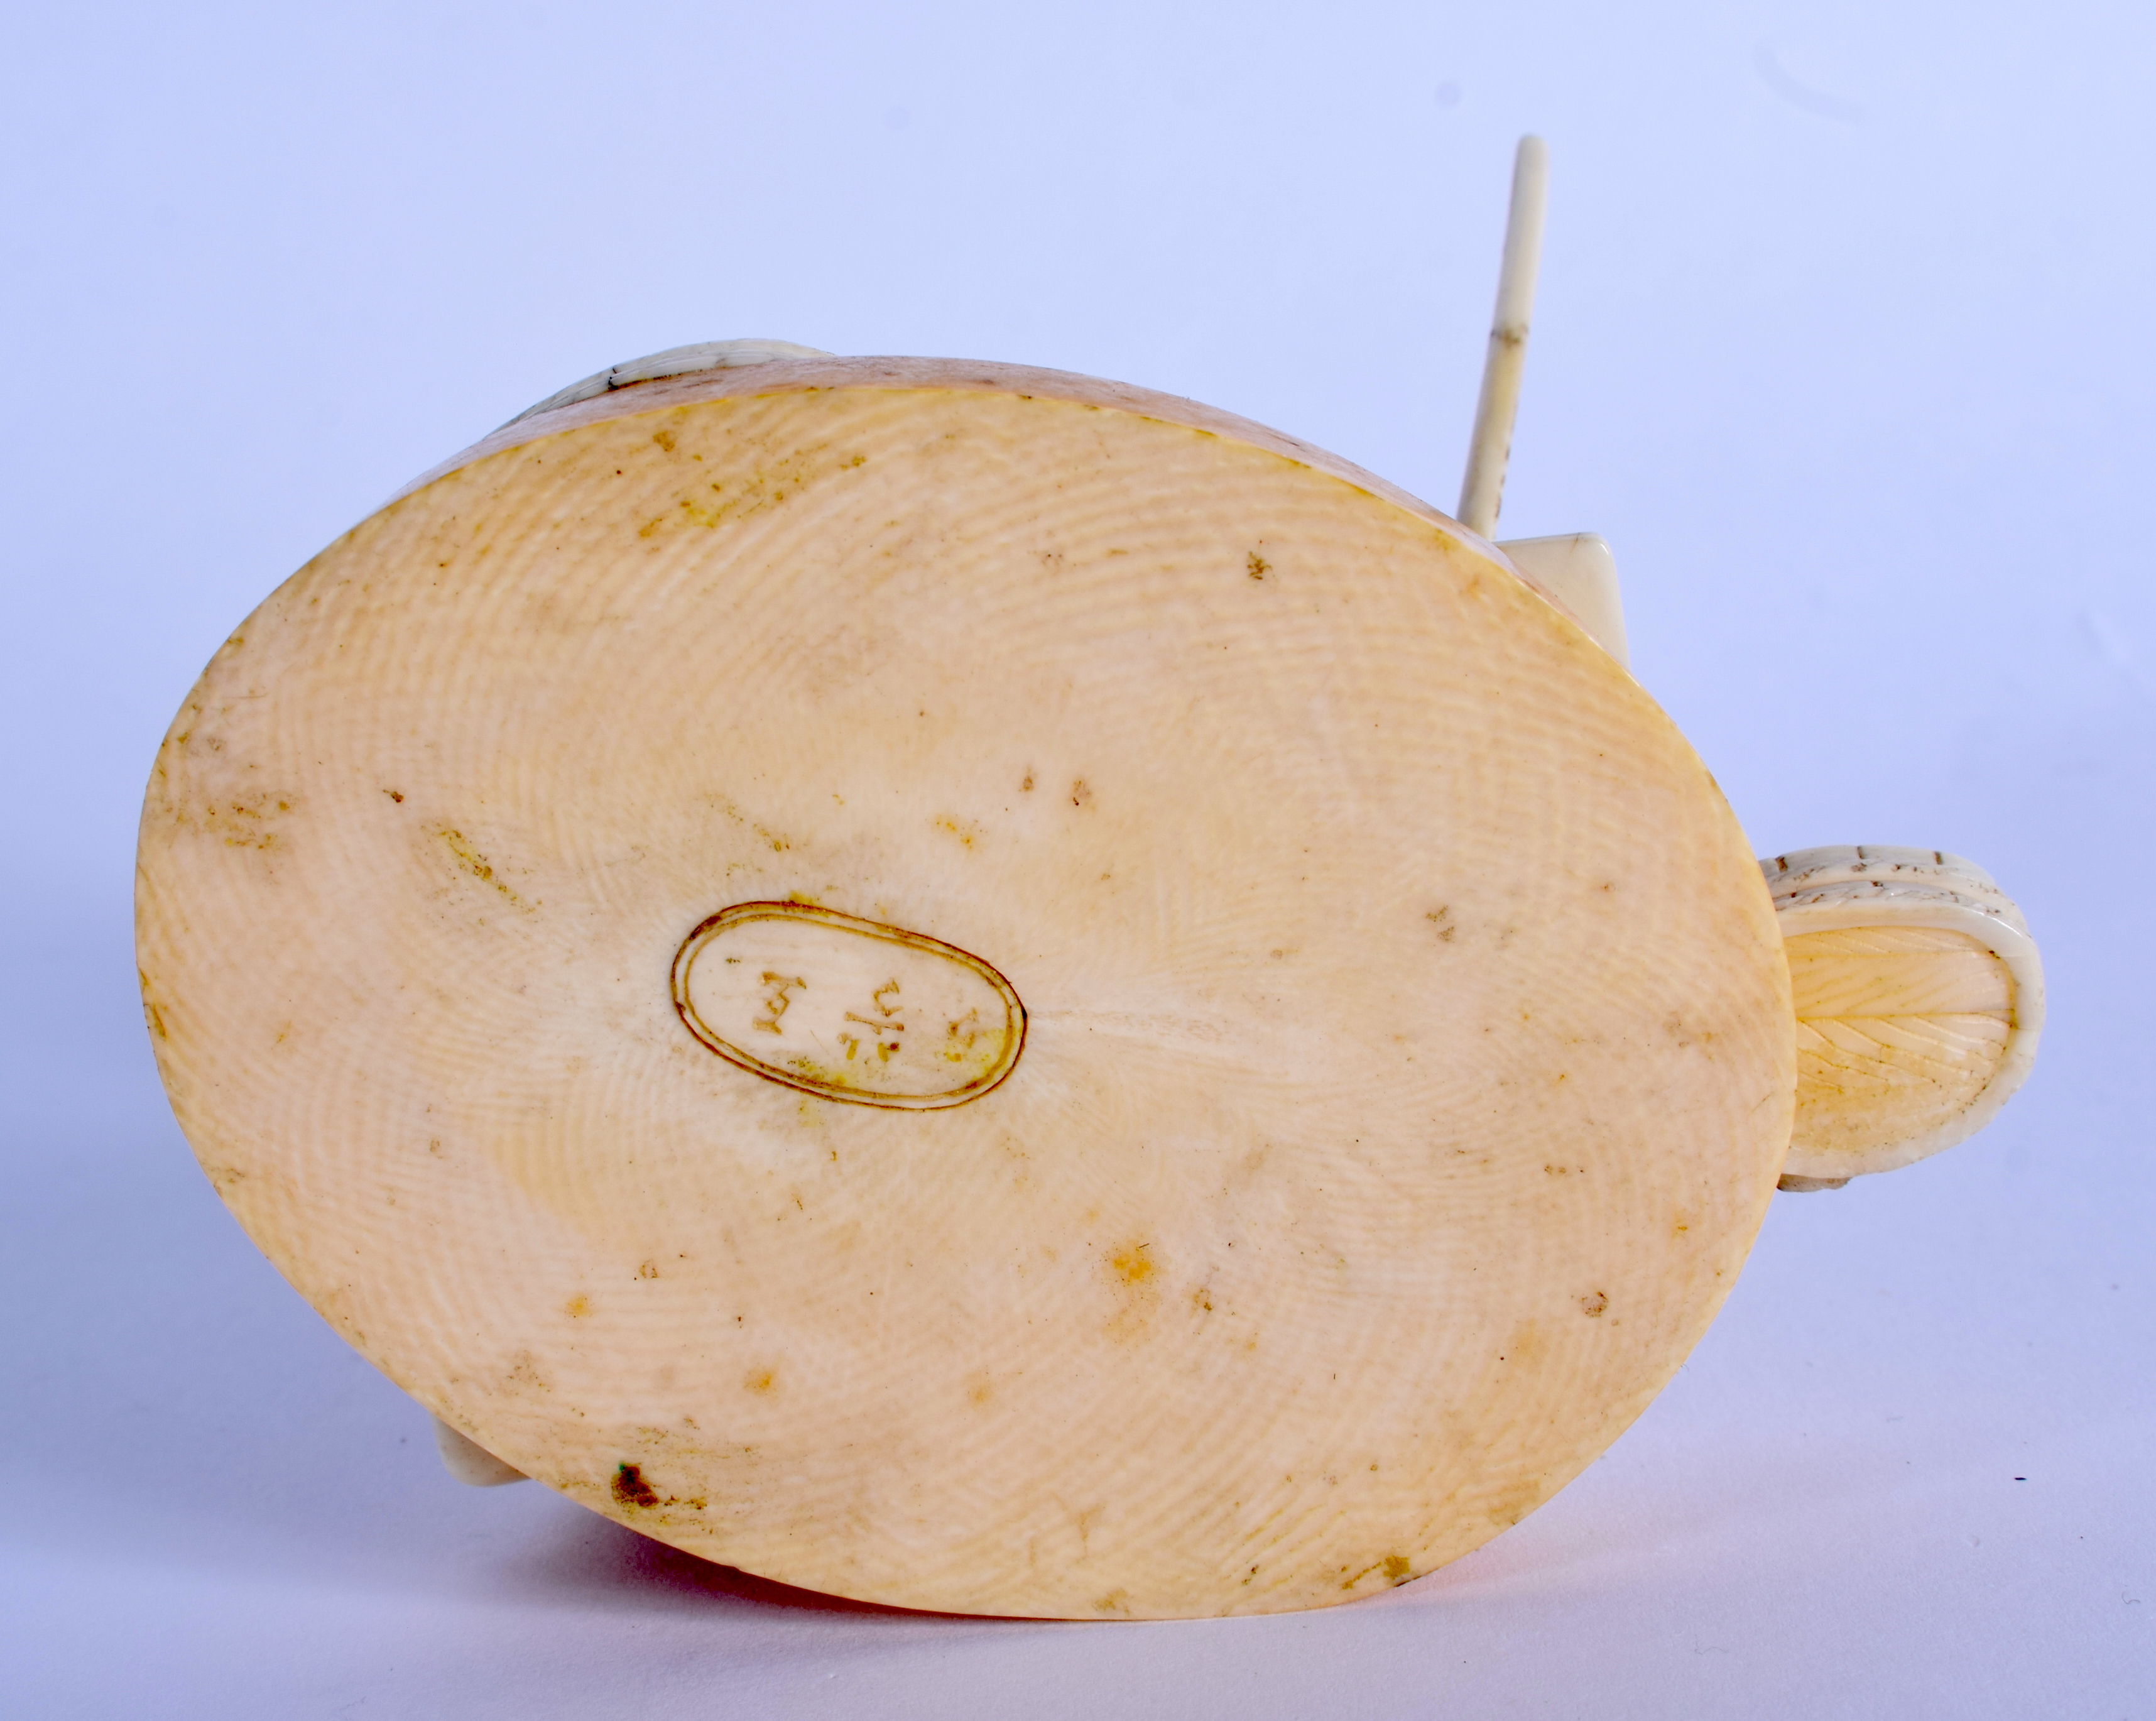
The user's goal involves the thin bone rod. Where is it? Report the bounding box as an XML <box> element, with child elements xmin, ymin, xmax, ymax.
<box><xmin>1457</xmin><ymin>135</ymin><xmax>1549</xmax><ymax>537</ymax></box>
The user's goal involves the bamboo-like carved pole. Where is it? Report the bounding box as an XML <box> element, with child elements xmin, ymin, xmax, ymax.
<box><xmin>1457</xmin><ymin>135</ymin><xmax>1549</xmax><ymax>537</ymax></box>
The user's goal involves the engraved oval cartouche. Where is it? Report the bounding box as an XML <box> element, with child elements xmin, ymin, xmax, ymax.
<box><xmin>670</xmin><ymin>902</ymin><xmax>1026</xmax><ymax>1110</ymax></box>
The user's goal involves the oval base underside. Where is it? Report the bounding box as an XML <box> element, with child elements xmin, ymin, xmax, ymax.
<box><xmin>136</xmin><ymin>364</ymin><xmax>1795</xmax><ymax>1617</ymax></box>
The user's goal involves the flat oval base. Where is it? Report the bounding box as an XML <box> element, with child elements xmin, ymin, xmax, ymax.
<box><xmin>137</xmin><ymin>360</ymin><xmax>1794</xmax><ymax>1616</ymax></box>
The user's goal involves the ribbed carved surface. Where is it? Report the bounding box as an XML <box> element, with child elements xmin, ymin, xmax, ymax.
<box><xmin>1764</xmin><ymin>844</ymin><xmax>2040</xmax><ymax>1179</ymax></box>
<box><xmin>1788</xmin><ymin>926</ymin><xmax>2012</xmax><ymax>1157</ymax></box>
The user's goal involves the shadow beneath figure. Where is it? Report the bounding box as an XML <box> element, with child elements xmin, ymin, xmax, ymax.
<box><xmin>511</xmin><ymin>1506</ymin><xmax>1040</xmax><ymax>1627</ymax></box>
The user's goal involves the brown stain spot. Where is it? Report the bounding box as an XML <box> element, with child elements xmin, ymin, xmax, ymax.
<box><xmin>1579</xmin><ymin>1291</ymin><xmax>1609</xmax><ymax>1317</ymax></box>
<box><xmin>651</xmin><ymin>429</ymin><xmax>677</xmax><ymax>452</ymax></box>
<box><xmin>384</xmin><ymin>789</ymin><xmax>404</xmax><ymax>803</ymax></box>
<box><xmin>648</xmin><ymin>452</ymin><xmax>819</xmax><ymax>538</ymax></box>
<box><xmin>1342</xmin><ymin>1552</ymin><xmax>1418</xmax><ymax>1592</ymax></box>
<box><xmin>1021</xmin><ymin>770</ymin><xmax>1035</xmax><ymax>792</ymax></box>
<box><xmin>1070</xmin><ymin>779</ymin><xmax>1092</xmax><ymax>809</ymax></box>
<box><xmin>506</xmin><ymin>1350</ymin><xmax>549</xmax><ymax>1392</ymax></box>
<box><xmin>967</xmin><ymin>1375</ymin><xmax>994</xmax><ymax>1406</ymax></box>
<box><xmin>1498</xmin><ymin>1318</ymin><xmax>1544</xmax><ymax>1366</ymax></box>
<box><xmin>1247</xmin><ymin>551</ymin><xmax>1271</xmax><ymax>580</ymax></box>
<box><xmin>200</xmin><ymin>792</ymin><xmax>293</xmax><ymax>850</ymax></box>
<box><xmin>612</xmin><ymin>1463</ymin><xmax>660</xmax><ymax>1509</ymax></box>
<box><xmin>436</xmin><ymin>826</ymin><xmax>525</xmax><ymax>907</ymax></box>
<box><xmin>1487</xmin><ymin>1475</ymin><xmax>1546</xmax><ymax>1529</ymax></box>
<box><xmin>1092</xmin><ymin>1590</ymin><xmax>1132</xmax><ymax>1616</ymax></box>
<box><xmin>637</xmin><ymin>1260</ymin><xmax>660</xmax><ymax>1281</ymax></box>
<box><xmin>744</xmin><ymin>1367</ymin><xmax>778</xmax><ymax>1394</ymax></box>
<box><xmin>1663</xmin><ymin>1012</ymin><xmax>1710</xmax><ymax>1049</ymax></box>
<box><xmin>934</xmin><ymin>816</ymin><xmax>979</xmax><ymax>850</ymax></box>
<box><xmin>1101</xmin><ymin>1240</ymin><xmax>1163</xmax><ymax>1341</ymax></box>
<box><xmin>707</xmin><ymin>797</ymin><xmax>798</xmax><ymax>856</ymax></box>
<box><xmin>1426</xmin><ymin>906</ymin><xmax>1456</xmax><ymax>942</ymax></box>
<box><xmin>144</xmin><ymin>1000</ymin><xmax>168</xmax><ymax>1040</ymax></box>
<box><xmin>564</xmin><ymin>1294</ymin><xmax>592</xmax><ymax>1318</ymax></box>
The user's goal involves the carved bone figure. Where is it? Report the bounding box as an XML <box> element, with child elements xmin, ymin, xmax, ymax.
<box><xmin>136</xmin><ymin>141</ymin><xmax>2039</xmax><ymax>1617</ymax></box>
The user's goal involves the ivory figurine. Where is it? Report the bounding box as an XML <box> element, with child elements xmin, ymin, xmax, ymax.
<box><xmin>135</xmin><ymin>140</ymin><xmax>2039</xmax><ymax>1618</ymax></box>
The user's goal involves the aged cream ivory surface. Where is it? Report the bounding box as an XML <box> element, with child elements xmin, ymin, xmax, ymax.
<box><xmin>1766</xmin><ymin>846</ymin><xmax>2042</xmax><ymax>1183</ymax></box>
<box><xmin>1496</xmin><ymin>534</ymin><xmax>1628</xmax><ymax>668</ymax></box>
<box><xmin>137</xmin><ymin>358</ymin><xmax>1795</xmax><ymax>1619</ymax></box>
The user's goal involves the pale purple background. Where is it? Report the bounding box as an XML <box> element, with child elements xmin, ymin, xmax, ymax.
<box><xmin>3</xmin><ymin>3</ymin><xmax>2151</xmax><ymax>1715</ymax></box>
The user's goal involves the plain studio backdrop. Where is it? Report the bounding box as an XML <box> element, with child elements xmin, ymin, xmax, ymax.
<box><xmin>3</xmin><ymin>3</ymin><xmax>2150</xmax><ymax>1715</ymax></box>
